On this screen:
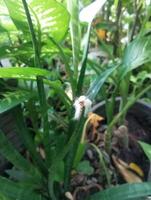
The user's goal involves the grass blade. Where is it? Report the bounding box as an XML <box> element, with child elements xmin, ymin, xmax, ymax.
<box><xmin>0</xmin><ymin>176</ymin><xmax>42</xmax><ymax>200</ymax></box>
<box><xmin>14</xmin><ymin>106</ymin><xmax>48</xmax><ymax>177</ymax></box>
<box><xmin>0</xmin><ymin>129</ymin><xmax>40</xmax><ymax>179</ymax></box>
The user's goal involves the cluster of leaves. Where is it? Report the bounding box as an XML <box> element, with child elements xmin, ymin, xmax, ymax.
<box><xmin>0</xmin><ymin>0</ymin><xmax>151</xmax><ymax>200</ymax></box>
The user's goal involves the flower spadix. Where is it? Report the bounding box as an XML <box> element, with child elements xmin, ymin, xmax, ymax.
<box><xmin>73</xmin><ymin>95</ymin><xmax>92</xmax><ymax>120</ymax></box>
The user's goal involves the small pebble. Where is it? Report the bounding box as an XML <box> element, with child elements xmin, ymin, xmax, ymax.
<box><xmin>91</xmin><ymin>177</ymin><xmax>98</xmax><ymax>183</ymax></box>
<box><xmin>86</xmin><ymin>149</ymin><xmax>93</xmax><ymax>160</ymax></box>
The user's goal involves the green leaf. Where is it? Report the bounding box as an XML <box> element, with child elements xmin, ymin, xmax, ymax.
<box><xmin>0</xmin><ymin>193</ymin><xmax>10</xmax><ymax>200</ymax></box>
<box><xmin>88</xmin><ymin>182</ymin><xmax>151</xmax><ymax>200</ymax></box>
<box><xmin>0</xmin><ymin>90</ymin><xmax>34</xmax><ymax>113</ymax></box>
<box><xmin>14</xmin><ymin>106</ymin><xmax>48</xmax><ymax>177</ymax></box>
<box><xmin>0</xmin><ymin>129</ymin><xmax>37</xmax><ymax>175</ymax></box>
<box><xmin>0</xmin><ymin>67</ymin><xmax>52</xmax><ymax>80</ymax></box>
<box><xmin>67</xmin><ymin>0</ymin><xmax>80</xmax><ymax>79</ymax></box>
<box><xmin>0</xmin><ymin>67</ymin><xmax>71</xmax><ymax>110</ymax></box>
<box><xmin>120</xmin><ymin>36</ymin><xmax>151</xmax><ymax>79</ymax></box>
<box><xmin>53</xmin><ymin>161</ymin><xmax>65</xmax><ymax>182</ymax></box>
<box><xmin>30</xmin><ymin>0</ymin><xmax>70</xmax><ymax>42</ymax></box>
<box><xmin>0</xmin><ymin>176</ymin><xmax>42</xmax><ymax>200</ymax></box>
<box><xmin>77</xmin><ymin>160</ymin><xmax>93</xmax><ymax>175</ymax></box>
<box><xmin>73</xmin><ymin>143</ymin><xmax>87</xmax><ymax>168</ymax></box>
<box><xmin>138</xmin><ymin>141</ymin><xmax>151</xmax><ymax>161</ymax></box>
<box><xmin>87</xmin><ymin>64</ymin><xmax>118</xmax><ymax>100</ymax></box>
<box><xmin>4</xmin><ymin>0</ymin><xmax>69</xmax><ymax>42</ymax></box>
<box><xmin>3</xmin><ymin>0</ymin><xmax>30</xmax><ymax>34</ymax></box>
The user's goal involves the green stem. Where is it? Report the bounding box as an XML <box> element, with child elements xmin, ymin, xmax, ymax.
<box><xmin>119</xmin><ymin>72</ymin><xmax>131</xmax><ymax>124</ymax></box>
<box><xmin>64</xmin><ymin>115</ymin><xmax>86</xmax><ymax>191</ymax></box>
<box><xmin>22</xmin><ymin>0</ymin><xmax>50</xmax><ymax>164</ymax></box>
<box><xmin>77</xmin><ymin>23</ymin><xmax>91</xmax><ymax>95</ymax></box>
<box><xmin>22</xmin><ymin>0</ymin><xmax>40</xmax><ymax>68</ymax></box>
<box><xmin>105</xmin><ymin>85</ymin><xmax>151</xmax><ymax>154</ymax></box>
<box><xmin>91</xmin><ymin>144</ymin><xmax>111</xmax><ymax>187</ymax></box>
<box><xmin>48</xmin><ymin>35</ymin><xmax>76</xmax><ymax>97</ymax></box>
<box><xmin>37</xmin><ymin>77</ymin><xmax>51</xmax><ymax>165</ymax></box>
<box><xmin>29</xmin><ymin>5</ymin><xmax>42</xmax><ymax>51</ymax></box>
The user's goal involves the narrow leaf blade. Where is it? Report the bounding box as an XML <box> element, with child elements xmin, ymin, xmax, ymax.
<box><xmin>138</xmin><ymin>141</ymin><xmax>151</xmax><ymax>161</ymax></box>
<box><xmin>88</xmin><ymin>182</ymin><xmax>151</xmax><ymax>200</ymax></box>
<box><xmin>0</xmin><ymin>176</ymin><xmax>42</xmax><ymax>200</ymax></box>
<box><xmin>87</xmin><ymin>65</ymin><xmax>118</xmax><ymax>100</ymax></box>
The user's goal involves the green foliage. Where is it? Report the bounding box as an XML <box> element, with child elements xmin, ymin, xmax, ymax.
<box><xmin>3</xmin><ymin>0</ymin><xmax>29</xmax><ymax>34</ymax></box>
<box><xmin>120</xmin><ymin>36</ymin><xmax>151</xmax><ymax>79</ymax></box>
<box><xmin>0</xmin><ymin>176</ymin><xmax>42</xmax><ymax>200</ymax></box>
<box><xmin>0</xmin><ymin>67</ymin><xmax>52</xmax><ymax>80</ymax></box>
<box><xmin>87</xmin><ymin>64</ymin><xmax>118</xmax><ymax>100</ymax></box>
<box><xmin>73</xmin><ymin>142</ymin><xmax>87</xmax><ymax>168</ymax></box>
<box><xmin>76</xmin><ymin>160</ymin><xmax>94</xmax><ymax>175</ymax></box>
<box><xmin>0</xmin><ymin>0</ymin><xmax>151</xmax><ymax>199</ymax></box>
<box><xmin>138</xmin><ymin>141</ymin><xmax>151</xmax><ymax>161</ymax></box>
<box><xmin>0</xmin><ymin>90</ymin><xmax>34</xmax><ymax>113</ymax></box>
<box><xmin>88</xmin><ymin>182</ymin><xmax>151</xmax><ymax>200</ymax></box>
<box><xmin>1</xmin><ymin>0</ymin><xmax>70</xmax><ymax>62</ymax></box>
<box><xmin>4</xmin><ymin>0</ymin><xmax>69</xmax><ymax>42</ymax></box>
<box><xmin>67</xmin><ymin>0</ymin><xmax>80</xmax><ymax>80</ymax></box>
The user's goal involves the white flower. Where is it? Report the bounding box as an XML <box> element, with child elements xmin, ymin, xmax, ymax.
<box><xmin>79</xmin><ymin>0</ymin><xmax>107</xmax><ymax>23</ymax></box>
<box><xmin>73</xmin><ymin>96</ymin><xmax>92</xmax><ymax>120</ymax></box>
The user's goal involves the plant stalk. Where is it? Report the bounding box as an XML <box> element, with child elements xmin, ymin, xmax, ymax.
<box><xmin>105</xmin><ymin>85</ymin><xmax>151</xmax><ymax>154</ymax></box>
<box><xmin>22</xmin><ymin>0</ymin><xmax>50</xmax><ymax>165</ymax></box>
<box><xmin>76</xmin><ymin>23</ymin><xmax>91</xmax><ymax>95</ymax></box>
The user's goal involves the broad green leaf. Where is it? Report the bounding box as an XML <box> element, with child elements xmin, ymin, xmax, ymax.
<box><xmin>0</xmin><ymin>67</ymin><xmax>52</xmax><ymax>80</ymax></box>
<box><xmin>0</xmin><ymin>176</ymin><xmax>42</xmax><ymax>200</ymax></box>
<box><xmin>77</xmin><ymin>160</ymin><xmax>93</xmax><ymax>175</ymax></box>
<box><xmin>3</xmin><ymin>0</ymin><xmax>30</xmax><ymax>33</ymax></box>
<box><xmin>120</xmin><ymin>36</ymin><xmax>151</xmax><ymax>80</ymax></box>
<box><xmin>138</xmin><ymin>141</ymin><xmax>151</xmax><ymax>161</ymax></box>
<box><xmin>88</xmin><ymin>182</ymin><xmax>151</xmax><ymax>200</ymax></box>
<box><xmin>87</xmin><ymin>64</ymin><xmax>118</xmax><ymax>100</ymax></box>
<box><xmin>0</xmin><ymin>90</ymin><xmax>34</xmax><ymax>113</ymax></box>
<box><xmin>30</xmin><ymin>0</ymin><xmax>70</xmax><ymax>42</ymax></box>
<box><xmin>4</xmin><ymin>0</ymin><xmax>69</xmax><ymax>42</ymax></box>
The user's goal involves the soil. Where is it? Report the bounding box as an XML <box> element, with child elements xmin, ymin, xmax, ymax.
<box><xmin>70</xmin><ymin>112</ymin><xmax>151</xmax><ymax>200</ymax></box>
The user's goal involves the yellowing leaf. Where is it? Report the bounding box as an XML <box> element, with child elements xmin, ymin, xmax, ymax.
<box><xmin>129</xmin><ymin>163</ymin><xmax>144</xmax><ymax>178</ymax></box>
<box><xmin>81</xmin><ymin>112</ymin><xmax>104</xmax><ymax>143</ymax></box>
<box><xmin>112</xmin><ymin>155</ymin><xmax>142</xmax><ymax>183</ymax></box>
<box><xmin>88</xmin><ymin>112</ymin><xmax>104</xmax><ymax>129</ymax></box>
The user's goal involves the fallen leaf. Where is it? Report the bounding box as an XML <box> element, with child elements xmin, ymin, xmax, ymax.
<box><xmin>129</xmin><ymin>163</ymin><xmax>144</xmax><ymax>177</ymax></box>
<box><xmin>112</xmin><ymin>155</ymin><xmax>142</xmax><ymax>183</ymax></box>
